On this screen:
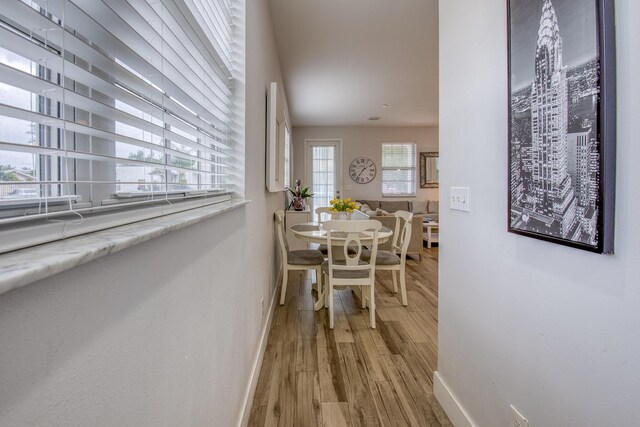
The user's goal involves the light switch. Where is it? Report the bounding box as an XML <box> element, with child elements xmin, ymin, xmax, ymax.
<box><xmin>450</xmin><ymin>187</ymin><xmax>470</xmax><ymax>212</ymax></box>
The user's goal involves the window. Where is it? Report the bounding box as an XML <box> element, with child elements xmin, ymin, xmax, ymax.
<box><xmin>284</xmin><ymin>126</ymin><xmax>291</xmax><ymax>188</ymax></box>
<box><xmin>0</xmin><ymin>0</ymin><xmax>244</xmax><ymax>253</ymax></box>
<box><xmin>381</xmin><ymin>143</ymin><xmax>416</xmax><ymax>196</ymax></box>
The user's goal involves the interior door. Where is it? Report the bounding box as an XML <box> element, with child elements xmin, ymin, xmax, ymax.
<box><xmin>305</xmin><ymin>139</ymin><xmax>341</xmax><ymax>222</ymax></box>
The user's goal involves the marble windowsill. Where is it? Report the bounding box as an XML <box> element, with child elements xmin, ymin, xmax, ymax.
<box><xmin>0</xmin><ymin>199</ymin><xmax>250</xmax><ymax>297</ymax></box>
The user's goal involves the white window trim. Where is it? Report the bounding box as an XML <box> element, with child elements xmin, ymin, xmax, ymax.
<box><xmin>0</xmin><ymin>199</ymin><xmax>250</xmax><ymax>297</ymax></box>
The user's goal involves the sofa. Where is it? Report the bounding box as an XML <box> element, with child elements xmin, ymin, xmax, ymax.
<box><xmin>355</xmin><ymin>199</ymin><xmax>439</xmax><ymax>221</ymax></box>
<box><xmin>352</xmin><ymin>199</ymin><xmax>440</xmax><ymax>260</ymax></box>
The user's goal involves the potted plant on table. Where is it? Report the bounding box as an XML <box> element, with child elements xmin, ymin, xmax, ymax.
<box><xmin>288</xmin><ymin>179</ymin><xmax>314</xmax><ymax>211</ymax></box>
<box><xmin>329</xmin><ymin>197</ymin><xmax>358</xmax><ymax>220</ymax></box>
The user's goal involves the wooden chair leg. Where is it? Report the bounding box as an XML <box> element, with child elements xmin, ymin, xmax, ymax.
<box><xmin>399</xmin><ymin>265</ymin><xmax>408</xmax><ymax>306</ymax></box>
<box><xmin>369</xmin><ymin>282</ymin><xmax>376</xmax><ymax>329</ymax></box>
<box><xmin>392</xmin><ymin>270</ymin><xmax>398</xmax><ymax>293</ymax></box>
<box><xmin>279</xmin><ymin>267</ymin><xmax>288</xmax><ymax>305</ymax></box>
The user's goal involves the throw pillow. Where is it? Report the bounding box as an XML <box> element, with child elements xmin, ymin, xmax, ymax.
<box><xmin>428</xmin><ymin>200</ymin><xmax>439</xmax><ymax>214</ymax></box>
<box><xmin>360</xmin><ymin>204</ymin><xmax>371</xmax><ymax>212</ymax></box>
<box><xmin>360</xmin><ymin>200</ymin><xmax>380</xmax><ymax>210</ymax></box>
<box><xmin>376</xmin><ymin>208</ymin><xmax>391</xmax><ymax>216</ymax></box>
<box><xmin>413</xmin><ymin>200</ymin><xmax>428</xmax><ymax>214</ymax></box>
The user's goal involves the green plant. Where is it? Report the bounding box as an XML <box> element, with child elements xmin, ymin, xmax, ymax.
<box><xmin>0</xmin><ymin>165</ymin><xmax>19</xmax><ymax>182</ymax></box>
<box><xmin>288</xmin><ymin>186</ymin><xmax>313</xmax><ymax>200</ymax></box>
<box><xmin>287</xmin><ymin>178</ymin><xmax>314</xmax><ymax>210</ymax></box>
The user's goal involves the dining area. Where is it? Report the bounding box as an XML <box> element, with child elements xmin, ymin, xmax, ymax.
<box><xmin>274</xmin><ymin>203</ymin><xmax>415</xmax><ymax>330</ymax></box>
<box><xmin>249</xmin><ymin>204</ymin><xmax>443</xmax><ymax>426</ymax></box>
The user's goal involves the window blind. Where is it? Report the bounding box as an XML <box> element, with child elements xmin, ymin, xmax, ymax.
<box><xmin>0</xmin><ymin>0</ymin><xmax>242</xmax><ymax>251</ymax></box>
<box><xmin>381</xmin><ymin>143</ymin><xmax>416</xmax><ymax>196</ymax></box>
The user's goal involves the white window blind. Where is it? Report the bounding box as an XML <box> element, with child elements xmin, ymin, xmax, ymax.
<box><xmin>0</xmin><ymin>0</ymin><xmax>243</xmax><ymax>253</ymax></box>
<box><xmin>381</xmin><ymin>143</ymin><xmax>416</xmax><ymax>196</ymax></box>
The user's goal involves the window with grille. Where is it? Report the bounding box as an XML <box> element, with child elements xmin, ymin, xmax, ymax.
<box><xmin>0</xmin><ymin>0</ymin><xmax>244</xmax><ymax>253</ymax></box>
<box><xmin>381</xmin><ymin>143</ymin><xmax>416</xmax><ymax>196</ymax></box>
<box><xmin>309</xmin><ymin>144</ymin><xmax>337</xmax><ymax>222</ymax></box>
<box><xmin>284</xmin><ymin>125</ymin><xmax>291</xmax><ymax>188</ymax></box>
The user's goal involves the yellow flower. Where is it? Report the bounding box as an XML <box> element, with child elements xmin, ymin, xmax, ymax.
<box><xmin>344</xmin><ymin>197</ymin><xmax>351</xmax><ymax>202</ymax></box>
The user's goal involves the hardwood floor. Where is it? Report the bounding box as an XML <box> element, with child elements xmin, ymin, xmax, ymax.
<box><xmin>248</xmin><ymin>247</ymin><xmax>451</xmax><ymax>427</ymax></box>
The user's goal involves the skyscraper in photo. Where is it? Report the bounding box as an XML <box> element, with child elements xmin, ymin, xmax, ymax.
<box><xmin>530</xmin><ymin>0</ymin><xmax>577</xmax><ymax>237</ymax></box>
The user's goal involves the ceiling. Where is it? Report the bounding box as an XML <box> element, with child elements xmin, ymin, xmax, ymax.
<box><xmin>267</xmin><ymin>0</ymin><xmax>439</xmax><ymax>127</ymax></box>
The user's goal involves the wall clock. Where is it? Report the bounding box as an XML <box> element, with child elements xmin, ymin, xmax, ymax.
<box><xmin>349</xmin><ymin>157</ymin><xmax>376</xmax><ymax>184</ymax></box>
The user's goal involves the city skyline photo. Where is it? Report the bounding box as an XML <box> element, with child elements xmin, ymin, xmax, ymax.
<box><xmin>508</xmin><ymin>0</ymin><xmax>609</xmax><ymax>251</ymax></box>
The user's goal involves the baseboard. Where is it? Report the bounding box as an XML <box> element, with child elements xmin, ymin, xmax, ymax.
<box><xmin>433</xmin><ymin>371</ymin><xmax>476</xmax><ymax>427</ymax></box>
<box><xmin>237</xmin><ymin>286</ymin><xmax>278</xmax><ymax>427</ymax></box>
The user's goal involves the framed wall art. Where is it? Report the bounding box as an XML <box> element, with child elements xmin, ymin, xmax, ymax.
<box><xmin>507</xmin><ymin>0</ymin><xmax>616</xmax><ymax>253</ymax></box>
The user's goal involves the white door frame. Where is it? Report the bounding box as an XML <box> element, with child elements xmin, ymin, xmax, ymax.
<box><xmin>304</xmin><ymin>138</ymin><xmax>343</xmax><ymax>213</ymax></box>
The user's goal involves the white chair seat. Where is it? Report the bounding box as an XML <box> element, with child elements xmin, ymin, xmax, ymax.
<box><xmin>288</xmin><ymin>249</ymin><xmax>325</xmax><ymax>266</ymax></box>
<box><xmin>362</xmin><ymin>249</ymin><xmax>400</xmax><ymax>266</ymax></box>
<box><xmin>322</xmin><ymin>260</ymin><xmax>370</xmax><ymax>279</ymax></box>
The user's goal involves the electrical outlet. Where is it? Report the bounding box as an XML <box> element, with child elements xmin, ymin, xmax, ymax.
<box><xmin>511</xmin><ymin>405</ymin><xmax>529</xmax><ymax>427</ymax></box>
<box><xmin>450</xmin><ymin>187</ymin><xmax>470</xmax><ymax>212</ymax></box>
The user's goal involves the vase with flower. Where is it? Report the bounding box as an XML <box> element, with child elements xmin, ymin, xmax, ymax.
<box><xmin>287</xmin><ymin>179</ymin><xmax>314</xmax><ymax>211</ymax></box>
<box><xmin>329</xmin><ymin>197</ymin><xmax>357</xmax><ymax>220</ymax></box>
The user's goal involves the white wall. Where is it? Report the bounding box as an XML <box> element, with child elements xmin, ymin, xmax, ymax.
<box><xmin>438</xmin><ymin>1</ymin><xmax>640</xmax><ymax>426</ymax></box>
<box><xmin>0</xmin><ymin>1</ymin><xmax>287</xmax><ymax>425</ymax></box>
<box><xmin>293</xmin><ymin>126</ymin><xmax>439</xmax><ymax>202</ymax></box>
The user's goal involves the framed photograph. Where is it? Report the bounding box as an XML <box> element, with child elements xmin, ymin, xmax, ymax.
<box><xmin>507</xmin><ymin>0</ymin><xmax>616</xmax><ymax>253</ymax></box>
<box><xmin>419</xmin><ymin>152</ymin><xmax>439</xmax><ymax>188</ymax></box>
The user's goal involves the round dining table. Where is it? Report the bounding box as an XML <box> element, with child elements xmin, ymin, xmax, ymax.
<box><xmin>290</xmin><ymin>222</ymin><xmax>393</xmax><ymax>310</ymax></box>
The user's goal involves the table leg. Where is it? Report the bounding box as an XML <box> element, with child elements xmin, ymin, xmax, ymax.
<box><xmin>313</xmin><ymin>269</ymin><xmax>326</xmax><ymax>311</ymax></box>
<box><xmin>314</xmin><ymin>290</ymin><xmax>325</xmax><ymax>311</ymax></box>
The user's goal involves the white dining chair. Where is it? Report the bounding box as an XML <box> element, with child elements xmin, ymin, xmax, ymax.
<box><xmin>315</xmin><ymin>206</ymin><xmax>357</xmax><ymax>256</ymax></box>
<box><xmin>315</xmin><ymin>206</ymin><xmax>333</xmax><ymax>223</ymax></box>
<box><xmin>364</xmin><ymin>210</ymin><xmax>412</xmax><ymax>306</ymax></box>
<box><xmin>314</xmin><ymin>207</ymin><xmax>332</xmax><ymax>256</ymax></box>
<box><xmin>322</xmin><ymin>219</ymin><xmax>382</xmax><ymax>329</ymax></box>
<box><xmin>274</xmin><ymin>210</ymin><xmax>325</xmax><ymax>306</ymax></box>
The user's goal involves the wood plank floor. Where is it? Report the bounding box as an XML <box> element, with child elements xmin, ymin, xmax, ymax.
<box><xmin>248</xmin><ymin>247</ymin><xmax>451</xmax><ymax>427</ymax></box>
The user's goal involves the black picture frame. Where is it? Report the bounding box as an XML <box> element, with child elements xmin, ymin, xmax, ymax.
<box><xmin>507</xmin><ymin>0</ymin><xmax>616</xmax><ymax>254</ymax></box>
